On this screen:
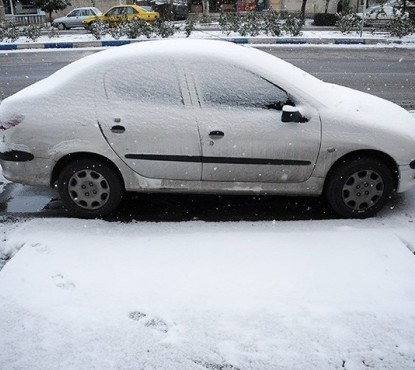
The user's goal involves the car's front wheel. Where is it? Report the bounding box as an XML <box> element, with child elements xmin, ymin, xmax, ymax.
<box><xmin>58</xmin><ymin>159</ymin><xmax>124</xmax><ymax>218</ymax></box>
<box><xmin>325</xmin><ymin>157</ymin><xmax>394</xmax><ymax>218</ymax></box>
<box><xmin>57</xmin><ymin>23</ymin><xmax>67</xmax><ymax>30</ymax></box>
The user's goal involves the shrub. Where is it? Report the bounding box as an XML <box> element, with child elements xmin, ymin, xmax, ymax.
<box><xmin>0</xmin><ymin>23</ymin><xmax>20</xmax><ymax>42</ymax></box>
<box><xmin>336</xmin><ymin>12</ymin><xmax>361</xmax><ymax>34</ymax></box>
<box><xmin>89</xmin><ymin>20</ymin><xmax>109</xmax><ymax>40</ymax></box>
<box><xmin>386</xmin><ymin>14</ymin><xmax>415</xmax><ymax>38</ymax></box>
<box><xmin>313</xmin><ymin>13</ymin><xmax>338</xmax><ymax>26</ymax></box>
<box><xmin>47</xmin><ymin>26</ymin><xmax>59</xmax><ymax>38</ymax></box>
<box><xmin>263</xmin><ymin>9</ymin><xmax>282</xmax><ymax>36</ymax></box>
<box><xmin>239</xmin><ymin>11</ymin><xmax>261</xmax><ymax>37</ymax></box>
<box><xmin>23</xmin><ymin>24</ymin><xmax>43</xmax><ymax>42</ymax></box>
<box><xmin>153</xmin><ymin>20</ymin><xmax>176</xmax><ymax>38</ymax></box>
<box><xmin>108</xmin><ymin>24</ymin><xmax>125</xmax><ymax>40</ymax></box>
<box><xmin>219</xmin><ymin>12</ymin><xmax>241</xmax><ymax>35</ymax></box>
<box><xmin>124</xmin><ymin>19</ymin><xmax>152</xmax><ymax>39</ymax></box>
<box><xmin>282</xmin><ymin>15</ymin><xmax>304</xmax><ymax>36</ymax></box>
<box><xmin>184</xmin><ymin>17</ymin><xmax>195</xmax><ymax>37</ymax></box>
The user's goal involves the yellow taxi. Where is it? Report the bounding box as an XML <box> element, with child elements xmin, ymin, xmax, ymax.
<box><xmin>83</xmin><ymin>5</ymin><xmax>159</xmax><ymax>28</ymax></box>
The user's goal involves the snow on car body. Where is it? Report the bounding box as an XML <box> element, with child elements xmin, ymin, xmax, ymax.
<box><xmin>1</xmin><ymin>39</ymin><xmax>415</xmax><ymax>218</ymax></box>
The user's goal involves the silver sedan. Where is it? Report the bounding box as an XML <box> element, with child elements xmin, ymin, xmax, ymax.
<box><xmin>1</xmin><ymin>39</ymin><xmax>415</xmax><ymax>218</ymax></box>
<box><xmin>52</xmin><ymin>7</ymin><xmax>102</xmax><ymax>30</ymax></box>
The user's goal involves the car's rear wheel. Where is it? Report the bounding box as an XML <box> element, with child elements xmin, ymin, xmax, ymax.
<box><xmin>57</xmin><ymin>23</ymin><xmax>66</xmax><ymax>30</ymax></box>
<box><xmin>325</xmin><ymin>157</ymin><xmax>394</xmax><ymax>218</ymax></box>
<box><xmin>58</xmin><ymin>159</ymin><xmax>124</xmax><ymax>218</ymax></box>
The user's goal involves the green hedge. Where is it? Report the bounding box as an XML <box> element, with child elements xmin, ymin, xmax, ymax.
<box><xmin>313</xmin><ymin>13</ymin><xmax>338</xmax><ymax>26</ymax></box>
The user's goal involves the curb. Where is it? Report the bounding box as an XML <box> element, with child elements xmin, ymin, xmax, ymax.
<box><xmin>0</xmin><ymin>37</ymin><xmax>411</xmax><ymax>50</ymax></box>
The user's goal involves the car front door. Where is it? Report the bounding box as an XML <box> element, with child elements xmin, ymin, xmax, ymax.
<box><xmin>96</xmin><ymin>58</ymin><xmax>201</xmax><ymax>181</ymax></box>
<box><xmin>188</xmin><ymin>59</ymin><xmax>321</xmax><ymax>183</ymax></box>
<box><xmin>66</xmin><ymin>9</ymin><xmax>81</xmax><ymax>27</ymax></box>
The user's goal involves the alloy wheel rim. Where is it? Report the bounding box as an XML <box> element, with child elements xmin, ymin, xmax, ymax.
<box><xmin>68</xmin><ymin>169</ymin><xmax>110</xmax><ymax>210</ymax></box>
<box><xmin>342</xmin><ymin>169</ymin><xmax>384</xmax><ymax>212</ymax></box>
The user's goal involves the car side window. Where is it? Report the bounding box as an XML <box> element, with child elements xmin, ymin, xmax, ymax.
<box><xmin>126</xmin><ymin>7</ymin><xmax>135</xmax><ymax>14</ymax></box>
<box><xmin>108</xmin><ymin>8</ymin><xmax>121</xmax><ymax>15</ymax></box>
<box><xmin>104</xmin><ymin>61</ymin><xmax>184</xmax><ymax>106</ymax></box>
<box><xmin>70</xmin><ymin>10</ymin><xmax>80</xmax><ymax>16</ymax></box>
<box><xmin>193</xmin><ymin>61</ymin><xmax>290</xmax><ymax>110</ymax></box>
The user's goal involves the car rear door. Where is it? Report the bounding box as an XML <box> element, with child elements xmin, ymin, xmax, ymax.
<box><xmin>187</xmin><ymin>58</ymin><xmax>321</xmax><ymax>183</ymax></box>
<box><xmin>96</xmin><ymin>57</ymin><xmax>202</xmax><ymax>181</ymax></box>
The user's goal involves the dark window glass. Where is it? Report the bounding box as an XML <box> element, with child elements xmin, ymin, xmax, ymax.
<box><xmin>194</xmin><ymin>62</ymin><xmax>289</xmax><ymax>110</ymax></box>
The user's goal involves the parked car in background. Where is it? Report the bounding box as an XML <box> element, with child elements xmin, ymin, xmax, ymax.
<box><xmin>1</xmin><ymin>40</ymin><xmax>415</xmax><ymax>219</ymax></box>
<box><xmin>356</xmin><ymin>4</ymin><xmax>409</xmax><ymax>22</ymax></box>
<box><xmin>139</xmin><ymin>0</ymin><xmax>188</xmax><ymax>20</ymax></box>
<box><xmin>52</xmin><ymin>7</ymin><xmax>102</xmax><ymax>30</ymax></box>
<box><xmin>83</xmin><ymin>5</ymin><xmax>159</xmax><ymax>28</ymax></box>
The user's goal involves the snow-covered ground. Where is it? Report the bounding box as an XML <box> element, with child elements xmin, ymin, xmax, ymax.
<box><xmin>0</xmin><ymin>218</ymin><xmax>415</xmax><ymax>369</ymax></box>
<box><xmin>0</xmin><ymin>57</ymin><xmax>414</xmax><ymax>367</ymax></box>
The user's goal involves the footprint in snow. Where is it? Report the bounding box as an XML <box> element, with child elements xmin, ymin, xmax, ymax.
<box><xmin>128</xmin><ymin>311</ymin><xmax>169</xmax><ymax>333</ymax></box>
<box><xmin>52</xmin><ymin>274</ymin><xmax>76</xmax><ymax>291</ymax></box>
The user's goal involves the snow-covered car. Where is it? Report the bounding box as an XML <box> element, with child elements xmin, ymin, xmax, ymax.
<box><xmin>52</xmin><ymin>7</ymin><xmax>102</xmax><ymax>30</ymax></box>
<box><xmin>356</xmin><ymin>4</ymin><xmax>409</xmax><ymax>21</ymax></box>
<box><xmin>1</xmin><ymin>39</ymin><xmax>415</xmax><ymax>219</ymax></box>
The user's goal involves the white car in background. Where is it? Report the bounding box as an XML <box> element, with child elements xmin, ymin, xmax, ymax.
<box><xmin>357</xmin><ymin>4</ymin><xmax>409</xmax><ymax>21</ymax></box>
<box><xmin>52</xmin><ymin>7</ymin><xmax>102</xmax><ymax>30</ymax></box>
<box><xmin>1</xmin><ymin>39</ymin><xmax>415</xmax><ymax>219</ymax></box>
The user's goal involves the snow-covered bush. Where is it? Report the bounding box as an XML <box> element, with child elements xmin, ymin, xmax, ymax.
<box><xmin>123</xmin><ymin>19</ymin><xmax>152</xmax><ymax>39</ymax></box>
<box><xmin>184</xmin><ymin>18</ymin><xmax>195</xmax><ymax>37</ymax></box>
<box><xmin>23</xmin><ymin>24</ymin><xmax>43</xmax><ymax>42</ymax></box>
<box><xmin>108</xmin><ymin>24</ymin><xmax>125</xmax><ymax>40</ymax></box>
<box><xmin>336</xmin><ymin>12</ymin><xmax>361</xmax><ymax>34</ymax></box>
<box><xmin>47</xmin><ymin>26</ymin><xmax>59</xmax><ymax>38</ymax></box>
<box><xmin>242</xmin><ymin>11</ymin><xmax>262</xmax><ymax>37</ymax></box>
<box><xmin>263</xmin><ymin>9</ymin><xmax>282</xmax><ymax>36</ymax></box>
<box><xmin>0</xmin><ymin>23</ymin><xmax>19</xmax><ymax>42</ymax></box>
<box><xmin>282</xmin><ymin>15</ymin><xmax>304</xmax><ymax>36</ymax></box>
<box><xmin>89</xmin><ymin>20</ymin><xmax>109</xmax><ymax>40</ymax></box>
<box><xmin>386</xmin><ymin>13</ymin><xmax>415</xmax><ymax>38</ymax></box>
<box><xmin>153</xmin><ymin>20</ymin><xmax>176</xmax><ymax>38</ymax></box>
<box><xmin>219</xmin><ymin>12</ymin><xmax>241</xmax><ymax>35</ymax></box>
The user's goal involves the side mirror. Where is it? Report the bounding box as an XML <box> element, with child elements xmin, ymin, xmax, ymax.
<box><xmin>281</xmin><ymin>105</ymin><xmax>308</xmax><ymax>123</ymax></box>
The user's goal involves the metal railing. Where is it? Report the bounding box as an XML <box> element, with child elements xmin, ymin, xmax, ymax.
<box><xmin>5</xmin><ymin>14</ymin><xmax>46</xmax><ymax>25</ymax></box>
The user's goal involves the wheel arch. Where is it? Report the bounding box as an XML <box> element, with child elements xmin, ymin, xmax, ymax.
<box><xmin>323</xmin><ymin>149</ymin><xmax>399</xmax><ymax>193</ymax></box>
<box><xmin>51</xmin><ymin>152</ymin><xmax>125</xmax><ymax>190</ymax></box>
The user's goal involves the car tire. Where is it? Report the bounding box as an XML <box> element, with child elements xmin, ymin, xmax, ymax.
<box><xmin>84</xmin><ymin>21</ymin><xmax>94</xmax><ymax>30</ymax></box>
<box><xmin>325</xmin><ymin>157</ymin><xmax>394</xmax><ymax>219</ymax></box>
<box><xmin>57</xmin><ymin>23</ymin><xmax>66</xmax><ymax>30</ymax></box>
<box><xmin>58</xmin><ymin>159</ymin><xmax>124</xmax><ymax>218</ymax></box>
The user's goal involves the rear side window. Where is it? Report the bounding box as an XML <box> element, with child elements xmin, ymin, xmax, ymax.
<box><xmin>104</xmin><ymin>60</ymin><xmax>184</xmax><ymax>106</ymax></box>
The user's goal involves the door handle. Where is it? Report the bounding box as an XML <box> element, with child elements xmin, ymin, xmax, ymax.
<box><xmin>111</xmin><ymin>125</ymin><xmax>125</xmax><ymax>134</ymax></box>
<box><xmin>209</xmin><ymin>130</ymin><xmax>224</xmax><ymax>138</ymax></box>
